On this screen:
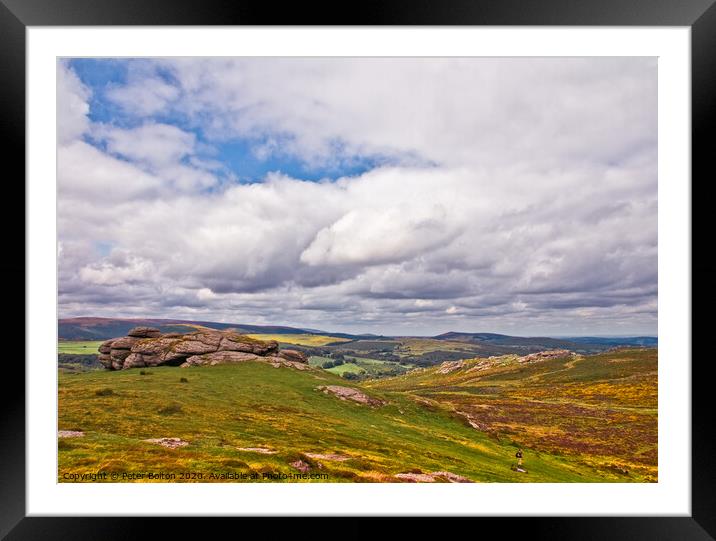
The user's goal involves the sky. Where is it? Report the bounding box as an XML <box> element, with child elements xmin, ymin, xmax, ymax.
<box><xmin>57</xmin><ymin>57</ymin><xmax>657</xmax><ymax>336</ymax></box>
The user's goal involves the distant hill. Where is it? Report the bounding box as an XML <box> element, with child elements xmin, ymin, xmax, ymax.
<box><xmin>433</xmin><ymin>331</ymin><xmax>656</xmax><ymax>353</ymax></box>
<box><xmin>59</xmin><ymin>318</ymin><xmax>656</xmax><ymax>354</ymax></box>
<box><xmin>58</xmin><ymin>317</ymin><xmax>366</xmax><ymax>341</ymax></box>
<box><xmin>564</xmin><ymin>336</ymin><xmax>658</xmax><ymax>347</ymax></box>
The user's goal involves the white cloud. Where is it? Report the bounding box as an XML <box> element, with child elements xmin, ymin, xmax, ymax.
<box><xmin>56</xmin><ymin>58</ymin><xmax>658</xmax><ymax>335</ymax></box>
<box><xmin>144</xmin><ymin>57</ymin><xmax>657</xmax><ymax>171</ymax></box>
<box><xmin>106</xmin><ymin>76</ymin><xmax>179</xmax><ymax>116</ymax></box>
<box><xmin>57</xmin><ymin>61</ymin><xmax>91</xmax><ymax>144</ymax></box>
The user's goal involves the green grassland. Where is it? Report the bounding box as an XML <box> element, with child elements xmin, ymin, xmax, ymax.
<box><xmin>244</xmin><ymin>334</ymin><xmax>350</xmax><ymax>347</ymax></box>
<box><xmin>58</xmin><ymin>341</ymin><xmax>105</xmax><ymax>355</ymax></box>
<box><xmin>57</xmin><ymin>361</ymin><xmax>632</xmax><ymax>483</ymax></box>
<box><xmin>368</xmin><ymin>348</ymin><xmax>658</xmax><ymax>481</ymax></box>
<box><xmin>308</xmin><ymin>356</ymin><xmax>412</xmax><ymax>378</ymax></box>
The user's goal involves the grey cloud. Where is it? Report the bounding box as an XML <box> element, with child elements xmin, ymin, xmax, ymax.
<box><xmin>57</xmin><ymin>57</ymin><xmax>658</xmax><ymax>335</ymax></box>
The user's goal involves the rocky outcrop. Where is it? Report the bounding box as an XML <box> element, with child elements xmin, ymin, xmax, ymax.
<box><xmin>316</xmin><ymin>385</ymin><xmax>386</xmax><ymax>407</ymax></box>
<box><xmin>517</xmin><ymin>349</ymin><xmax>573</xmax><ymax>363</ymax></box>
<box><xmin>58</xmin><ymin>430</ymin><xmax>85</xmax><ymax>438</ymax></box>
<box><xmin>143</xmin><ymin>437</ymin><xmax>189</xmax><ymax>449</ymax></box>
<box><xmin>437</xmin><ymin>359</ymin><xmax>467</xmax><ymax>374</ymax></box>
<box><xmin>98</xmin><ymin>327</ymin><xmax>309</xmax><ymax>370</ymax></box>
<box><xmin>394</xmin><ymin>471</ymin><xmax>473</xmax><ymax>483</ymax></box>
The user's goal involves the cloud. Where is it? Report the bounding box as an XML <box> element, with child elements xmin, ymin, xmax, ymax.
<box><xmin>137</xmin><ymin>57</ymin><xmax>657</xmax><ymax>171</ymax></box>
<box><xmin>56</xmin><ymin>57</ymin><xmax>658</xmax><ymax>335</ymax></box>
<box><xmin>105</xmin><ymin>62</ymin><xmax>180</xmax><ymax>116</ymax></box>
<box><xmin>57</xmin><ymin>60</ymin><xmax>91</xmax><ymax>144</ymax></box>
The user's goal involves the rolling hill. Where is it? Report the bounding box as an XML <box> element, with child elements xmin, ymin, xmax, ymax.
<box><xmin>368</xmin><ymin>347</ymin><xmax>658</xmax><ymax>481</ymax></box>
<box><xmin>58</xmin><ymin>354</ymin><xmax>653</xmax><ymax>483</ymax></box>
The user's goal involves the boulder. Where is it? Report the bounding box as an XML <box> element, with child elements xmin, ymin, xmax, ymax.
<box><xmin>127</xmin><ymin>326</ymin><xmax>162</xmax><ymax>338</ymax></box>
<box><xmin>109</xmin><ymin>336</ymin><xmax>138</xmax><ymax>350</ymax></box>
<box><xmin>98</xmin><ymin>340</ymin><xmax>114</xmax><ymax>354</ymax></box>
<box><xmin>182</xmin><ymin>351</ymin><xmax>262</xmax><ymax>367</ymax></box>
<box><xmin>98</xmin><ymin>353</ymin><xmax>112</xmax><ymax>369</ymax></box>
<box><xmin>96</xmin><ymin>328</ymin><xmax>309</xmax><ymax>371</ymax></box>
<box><xmin>219</xmin><ymin>334</ymin><xmax>279</xmax><ymax>355</ymax></box>
<box><xmin>123</xmin><ymin>353</ymin><xmax>146</xmax><ymax>368</ymax></box>
<box><xmin>277</xmin><ymin>349</ymin><xmax>308</xmax><ymax>363</ymax></box>
<box><xmin>316</xmin><ymin>385</ymin><xmax>386</xmax><ymax>407</ymax></box>
<box><xmin>109</xmin><ymin>349</ymin><xmax>131</xmax><ymax>361</ymax></box>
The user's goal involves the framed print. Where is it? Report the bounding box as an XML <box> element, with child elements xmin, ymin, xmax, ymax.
<box><xmin>3</xmin><ymin>0</ymin><xmax>714</xmax><ymax>537</ymax></box>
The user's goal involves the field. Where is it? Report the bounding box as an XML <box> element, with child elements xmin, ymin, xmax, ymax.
<box><xmin>58</xmin><ymin>341</ymin><xmax>104</xmax><ymax>355</ymax></box>
<box><xmin>243</xmin><ymin>334</ymin><xmax>350</xmax><ymax>347</ymax></box>
<box><xmin>368</xmin><ymin>348</ymin><xmax>658</xmax><ymax>481</ymax></box>
<box><xmin>56</xmin><ymin>360</ymin><xmax>636</xmax><ymax>483</ymax></box>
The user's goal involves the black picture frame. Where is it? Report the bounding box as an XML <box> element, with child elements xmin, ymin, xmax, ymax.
<box><xmin>2</xmin><ymin>0</ymin><xmax>713</xmax><ymax>537</ymax></box>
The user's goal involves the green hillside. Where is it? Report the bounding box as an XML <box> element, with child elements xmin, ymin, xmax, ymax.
<box><xmin>367</xmin><ymin>348</ymin><xmax>658</xmax><ymax>482</ymax></box>
<box><xmin>57</xmin><ymin>361</ymin><xmax>633</xmax><ymax>483</ymax></box>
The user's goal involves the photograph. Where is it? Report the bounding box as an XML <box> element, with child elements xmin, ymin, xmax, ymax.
<box><xmin>56</xmin><ymin>56</ymin><xmax>658</xmax><ymax>484</ymax></box>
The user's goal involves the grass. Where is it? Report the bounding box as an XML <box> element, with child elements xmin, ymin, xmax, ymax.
<box><xmin>58</xmin><ymin>361</ymin><xmax>621</xmax><ymax>483</ymax></box>
<box><xmin>58</xmin><ymin>341</ymin><xmax>104</xmax><ymax>355</ymax></box>
<box><xmin>308</xmin><ymin>356</ymin><xmax>334</xmax><ymax>367</ymax></box>
<box><xmin>368</xmin><ymin>348</ymin><xmax>658</xmax><ymax>481</ymax></box>
<box><xmin>243</xmin><ymin>334</ymin><xmax>350</xmax><ymax>347</ymax></box>
<box><xmin>325</xmin><ymin>363</ymin><xmax>365</xmax><ymax>375</ymax></box>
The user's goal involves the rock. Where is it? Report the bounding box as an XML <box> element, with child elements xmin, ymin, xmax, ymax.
<box><xmin>518</xmin><ymin>349</ymin><xmax>573</xmax><ymax>363</ymax></box>
<box><xmin>316</xmin><ymin>385</ymin><xmax>386</xmax><ymax>406</ymax></box>
<box><xmin>109</xmin><ymin>336</ymin><xmax>138</xmax><ymax>350</ymax></box>
<box><xmin>143</xmin><ymin>437</ymin><xmax>189</xmax><ymax>449</ymax></box>
<box><xmin>237</xmin><ymin>447</ymin><xmax>278</xmax><ymax>454</ymax></box>
<box><xmin>98</xmin><ymin>340</ymin><xmax>114</xmax><ymax>354</ymax></box>
<box><xmin>109</xmin><ymin>349</ymin><xmax>131</xmax><ymax>361</ymax></box>
<box><xmin>437</xmin><ymin>360</ymin><xmax>467</xmax><ymax>374</ymax></box>
<box><xmin>267</xmin><ymin>358</ymin><xmax>311</xmax><ymax>370</ymax></box>
<box><xmin>219</xmin><ymin>334</ymin><xmax>279</xmax><ymax>355</ymax></box>
<box><xmin>58</xmin><ymin>430</ymin><xmax>84</xmax><ymax>438</ymax></box>
<box><xmin>394</xmin><ymin>471</ymin><xmax>473</xmax><ymax>483</ymax></box>
<box><xmin>277</xmin><ymin>349</ymin><xmax>308</xmax><ymax>363</ymax></box>
<box><xmin>127</xmin><ymin>326</ymin><xmax>162</xmax><ymax>338</ymax></box>
<box><xmin>181</xmin><ymin>351</ymin><xmax>262</xmax><ymax>367</ymax></box>
<box><xmin>430</xmin><ymin>471</ymin><xmax>474</xmax><ymax>483</ymax></box>
<box><xmin>291</xmin><ymin>459</ymin><xmax>311</xmax><ymax>473</ymax></box>
<box><xmin>170</xmin><ymin>340</ymin><xmax>218</xmax><ymax>355</ymax></box>
<box><xmin>97</xmin><ymin>327</ymin><xmax>309</xmax><ymax>371</ymax></box>
<box><xmin>456</xmin><ymin>410</ymin><xmax>487</xmax><ymax>431</ymax></box>
<box><xmin>394</xmin><ymin>472</ymin><xmax>436</xmax><ymax>483</ymax></box>
<box><xmin>304</xmin><ymin>453</ymin><xmax>350</xmax><ymax>462</ymax></box>
<box><xmin>98</xmin><ymin>354</ymin><xmax>112</xmax><ymax>369</ymax></box>
<box><xmin>123</xmin><ymin>353</ymin><xmax>146</xmax><ymax>368</ymax></box>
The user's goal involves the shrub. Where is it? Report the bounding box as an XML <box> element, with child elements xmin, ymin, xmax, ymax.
<box><xmin>139</xmin><ymin>370</ymin><xmax>152</xmax><ymax>375</ymax></box>
<box><xmin>157</xmin><ymin>404</ymin><xmax>183</xmax><ymax>415</ymax></box>
<box><xmin>179</xmin><ymin>377</ymin><xmax>189</xmax><ymax>383</ymax></box>
<box><xmin>333</xmin><ymin>359</ymin><xmax>344</xmax><ymax>366</ymax></box>
<box><xmin>321</xmin><ymin>361</ymin><xmax>335</xmax><ymax>369</ymax></box>
<box><xmin>95</xmin><ymin>388</ymin><xmax>114</xmax><ymax>396</ymax></box>
<box><xmin>342</xmin><ymin>372</ymin><xmax>358</xmax><ymax>380</ymax></box>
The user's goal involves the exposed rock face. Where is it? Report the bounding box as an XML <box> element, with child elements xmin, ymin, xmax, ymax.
<box><xmin>290</xmin><ymin>459</ymin><xmax>312</xmax><ymax>473</ymax></box>
<box><xmin>304</xmin><ymin>452</ymin><xmax>351</xmax><ymax>462</ymax></box>
<box><xmin>518</xmin><ymin>349</ymin><xmax>573</xmax><ymax>363</ymax></box>
<box><xmin>316</xmin><ymin>385</ymin><xmax>386</xmax><ymax>407</ymax></box>
<box><xmin>58</xmin><ymin>430</ymin><xmax>84</xmax><ymax>438</ymax></box>
<box><xmin>128</xmin><ymin>326</ymin><xmax>163</xmax><ymax>338</ymax></box>
<box><xmin>143</xmin><ymin>437</ymin><xmax>189</xmax><ymax>449</ymax></box>
<box><xmin>437</xmin><ymin>359</ymin><xmax>467</xmax><ymax>374</ymax></box>
<box><xmin>277</xmin><ymin>349</ymin><xmax>308</xmax><ymax>363</ymax></box>
<box><xmin>98</xmin><ymin>327</ymin><xmax>309</xmax><ymax>370</ymax></box>
<box><xmin>394</xmin><ymin>471</ymin><xmax>473</xmax><ymax>483</ymax></box>
<box><xmin>236</xmin><ymin>447</ymin><xmax>277</xmax><ymax>454</ymax></box>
